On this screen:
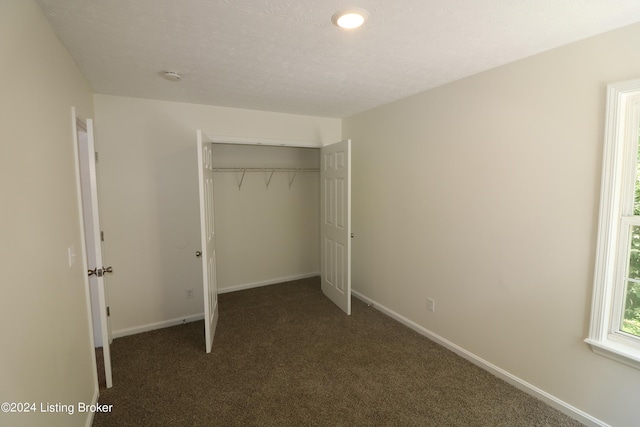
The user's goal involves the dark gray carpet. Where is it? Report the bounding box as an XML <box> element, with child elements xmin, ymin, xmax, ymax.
<box><xmin>93</xmin><ymin>277</ymin><xmax>583</xmax><ymax>426</ymax></box>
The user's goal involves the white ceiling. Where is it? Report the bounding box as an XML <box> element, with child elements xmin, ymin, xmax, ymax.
<box><xmin>37</xmin><ymin>0</ymin><xmax>640</xmax><ymax>118</ymax></box>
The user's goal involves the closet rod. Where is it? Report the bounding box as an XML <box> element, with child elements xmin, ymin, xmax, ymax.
<box><xmin>213</xmin><ymin>167</ymin><xmax>319</xmax><ymax>190</ymax></box>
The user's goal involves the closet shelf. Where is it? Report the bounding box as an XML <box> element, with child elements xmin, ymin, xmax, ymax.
<box><xmin>212</xmin><ymin>167</ymin><xmax>319</xmax><ymax>190</ymax></box>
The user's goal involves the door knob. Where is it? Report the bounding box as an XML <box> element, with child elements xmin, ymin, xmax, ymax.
<box><xmin>88</xmin><ymin>267</ymin><xmax>113</xmax><ymax>277</ymax></box>
<box><xmin>196</xmin><ymin>251</ymin><xmax>202</xmax><ymax>257</ymax></box>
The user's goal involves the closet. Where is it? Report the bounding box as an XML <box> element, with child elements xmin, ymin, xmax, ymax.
<box><xmin>212</xmin><ymin>143</ymin><xmax>321</xmax><ymax>289</ymax></box>
<box><xmin>196</xmin><ymin>131</ymin><xmax>351</xmax><ymax>353</ymax></box>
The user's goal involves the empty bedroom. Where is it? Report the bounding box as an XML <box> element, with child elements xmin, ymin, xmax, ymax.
<box><xmin>3</xmin><ymin>1</ymin><xmax>640</xmax><ymax>426</ymax></box>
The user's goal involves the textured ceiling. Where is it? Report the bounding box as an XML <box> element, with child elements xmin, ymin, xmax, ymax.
<box><xmin>37</xmin><ymin>0</ymin><xmax>640</xmax><ymax>118</ymax></box>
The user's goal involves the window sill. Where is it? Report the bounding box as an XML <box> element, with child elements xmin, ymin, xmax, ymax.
<box><xmin>585</xmin><ymin>337</ymin><xmax>640</xmax><ymax>370</ymax></box>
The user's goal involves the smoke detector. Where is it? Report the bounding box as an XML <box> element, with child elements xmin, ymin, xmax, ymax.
<box><xmin>162</xmin><ymin>71</ymin><xmax>182</xmax><ymax>81</ymax></box>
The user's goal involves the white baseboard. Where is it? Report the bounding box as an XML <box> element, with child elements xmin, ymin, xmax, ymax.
<box><xmin>351</xmin><ymin>290</ymin><xmax>609</xmax><ymax>427</ymax></box>
<box><xmin>217</xmin><ymin>272</ymin><xmax>320</xmax><ymax>294</ymax></box>
<box><xmin>112</xmin><ymin>313</ymin><xmax>204</xmax><ymax>339</ymax></box>
<box><xmin>84</xmin><ymin>385</ymin><xmax>99</xmax><ymax>427</ymax></box>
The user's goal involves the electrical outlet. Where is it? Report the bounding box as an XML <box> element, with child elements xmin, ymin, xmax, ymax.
<box><xmin>186</xmin><ymin>288</ymin><xmax>194</xmax><ymax>300</ymax></box>
<box><xmin>427</xmin><ymin>298</ymin><xmax>435</xmax><ymax>313</ymax></box>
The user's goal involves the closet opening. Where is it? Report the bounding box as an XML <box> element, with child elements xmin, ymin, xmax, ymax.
<box><xmin>212</xmin><ymin>143</ymin><xmax>321</xmax><ymax>292</ymax></box>
<box><xmin>195</xmin><ymin>131</ymin><xmax>352</xmax><ymax>352</ymax></box>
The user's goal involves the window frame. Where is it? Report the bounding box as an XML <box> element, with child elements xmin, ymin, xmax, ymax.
<box><xmin>586</xmin><ymin>78</ymin><xmax>640</xmax><ymax>369</ymax></box>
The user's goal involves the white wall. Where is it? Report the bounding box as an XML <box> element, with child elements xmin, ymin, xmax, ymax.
<box><xmin>212</xmin><ymin>144</ymin><xmax>320</xmax><ymax>291</ymax></box>
<box><xmin>343</xmin><ymin>23</ymin><xmax>640</xmax><ymax>427</ymax></box>
<box><xmin>0</xmin><ymin>1</ymin><xmax>97</xmax><ymax>426</ymax></box>
<box><xmin>92</xmin><ymin>95</ymin><xmax>340</xmax><ymax>335</ymax></box>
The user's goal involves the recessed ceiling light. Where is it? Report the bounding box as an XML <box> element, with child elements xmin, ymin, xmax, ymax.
<box><xmin>332</xmin><ymin>8</ymin><xmax>369</xmax><ymax>29</ymax></box>
<box><xmin>163</xmin><ymin>71</ymin><xmax>182</xmax><ymax>81</ymax></box>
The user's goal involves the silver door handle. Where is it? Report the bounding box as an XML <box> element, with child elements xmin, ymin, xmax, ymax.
<box><xmin>196</xmin><ymin>251</ymin><xmax>202</xmax><ymax>257</ymax></box>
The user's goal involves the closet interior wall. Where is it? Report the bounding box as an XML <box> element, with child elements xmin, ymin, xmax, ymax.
<box><xmin>211</xmin><ymin>143</ymin><xmax>320</xmax><ymax>292</ymax></box>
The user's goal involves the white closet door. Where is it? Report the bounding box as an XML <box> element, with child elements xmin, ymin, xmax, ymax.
<box><xmin>320</xmin><ymin>140</ymin><xmax>352</xmax><ymax>314</ymax></box>
<box><xmin>197</xmin><ymin>130</ymin><xmax>219</xmax><ymax>353</ymax></box>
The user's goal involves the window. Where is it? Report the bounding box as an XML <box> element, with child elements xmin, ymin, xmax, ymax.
<box><xmin>586</xmin><ymin>78</ymin><xmax>640</xmax><ymax>369</ymax></box>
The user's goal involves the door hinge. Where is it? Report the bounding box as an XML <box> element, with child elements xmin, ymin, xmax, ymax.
<box><xmin>95</xmin><ymin>151</ymin><xmax>99</xmax><ymax>163</ymax></box>
<box><xmin>106</xmin><ymin>306</ymin><xmax>110</xmax><ymax>317</ymax></box>
<box><xmin>101</xmin><ymin>231</ymin><xmax>104</xmax><ymax>242</ymax></box>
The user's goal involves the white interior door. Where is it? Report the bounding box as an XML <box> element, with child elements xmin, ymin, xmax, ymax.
<box><xmin>74</xmin><ymin>112</ymin><xmax>113</xmax><ymax>388</ymax></box>
<box><xmin>320</xmin><ymin>140</ymin><xmax>352</xmax><ymax>314</ymax></box>
<box><xmin>197</xmin><ymin>130</ymin><xmax>219</xmax><ymax>353</ymax></box>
